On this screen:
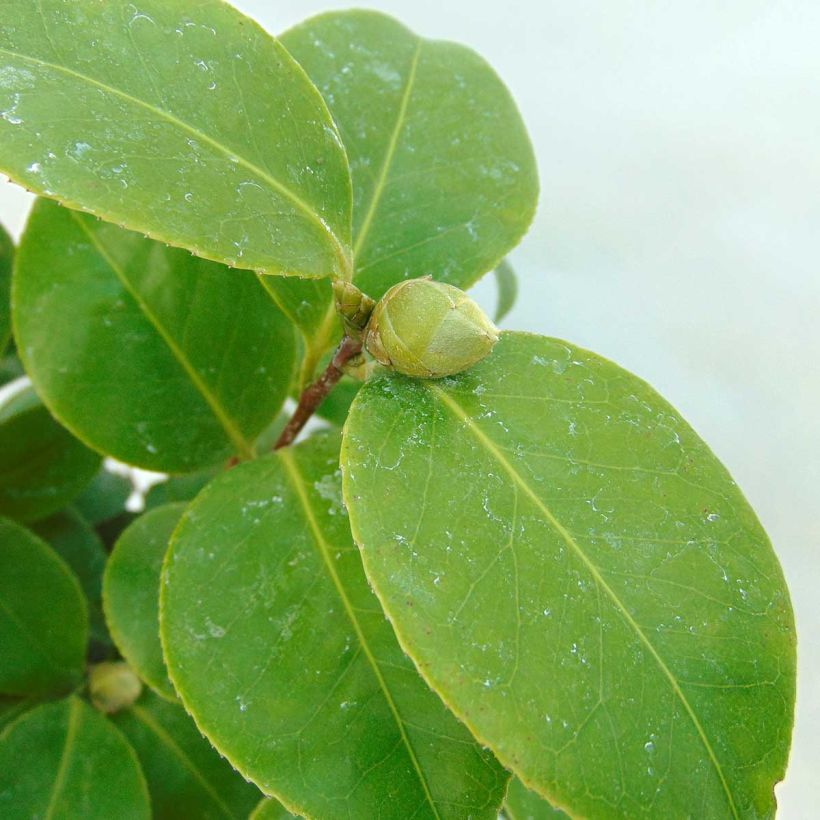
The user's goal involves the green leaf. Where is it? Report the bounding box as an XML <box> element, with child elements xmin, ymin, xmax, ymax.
<box><xmin>316</xmin><ymin>375</ymin><xmax>360</xmax><ymax>427</ymax></box>
<box><xmin>0</xmin><ymin>222</ymin><xmax>12</xmax><ymax>354</ymax></box>
<box><xmin>493</xmin><ymin>259</ymin><xmax>519</xmax><ymax>324</ymax></box>
<box><xmin>96</xmin><ymin>511</ymin><xmax>139</xmax><ymax>551</ymax></box>
<box><xmin>268</xmin><ymin>9</ymin><xmax>539</xmax><ymax>373</ymax></box>
<box><xmin>0</xmin><ymin>351</ymin><xmax>23</xmax><ymax>387</ymax></box>
<box><xmin>250</xmin><ymin>411</ymin><xmax>291</xmax><ymax>454</ymax></box>
<box><xmin>161</xmin><ymin>433</ymin><xmax>508</xmax><ymax>819</ymax></box>
<box><xmin>505</xmin><ymin>778</ymin><xmax>568</xmax><ymax>819</ymax></box>
<box><xmin>104</xmin><ymin>504</ymin><xmax>185</xmax><ymax>702</ymax></box>
<box><xmin>258</xmin><ymin>275</ymin><xmax>336</xmax><ymax>359</ymax></box>
<box><xmin>0</xmin><ymin>0</ymin><xmax>352</xmax><ymax>279</ymax></box>
<box><xmin>0</xmin><ymin>696</ymin><xmax>150</xmax><ymax>819</ymax></box>
<box><xmin>74</xmin><ymin>468</ymin><xmax>133</xmax><ymax>525</ymax></box>
<box><xmin>258</xmin><ymin>275</ymin><xmax>341</xmax><ymax>389</ymax></box>
<box><xmin>14</xmin><ymin>199</ymin><xmax>297</xmax><ymax>472</ymax></box>
<box><xmin>0</xmin><ymin>516</ymin><xmax>87</xmax><ymax>696</ymax></box>
<box><xmin>250</xmin><ymin>798</ymin><xmax>299</xmax><ymax>820</ymax></box>
<box><xmin>341</xmin><ymin>332</ymin><xmax>796</xmax><ymax>818</ymax></box>
<box><xmin>33</xmin><ymin>508</ymin><xmax>110</xmax><ymax>652</ymax></box>
<box><xmin>0</xmin><ymin>696</ymin><xmax>36</xmax><ymax>733</ymax></box>
<box><xmin>0</xmin><ymin>386</ymin><xmax>101</xmax><ymax>522</ymax></box>
<box><xmin>111</xmin><ymin>689</ymin><xmax>261</xmax><ymax>820</ymax></box>
<box><xmin>144</xmin><ymin>471</ymin><xmax>216</xmax><ymax>511</ymax></box>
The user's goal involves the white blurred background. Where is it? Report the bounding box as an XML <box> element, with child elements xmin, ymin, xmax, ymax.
<box><xmin>1</xmin><ymin>1</ymin><xmax>817</xmax><ymax>814</ymax></box>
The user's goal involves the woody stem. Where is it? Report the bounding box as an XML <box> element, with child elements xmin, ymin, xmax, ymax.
<box><xmin>273</xmin><ymin>334</ymin><xmax>362</xmax><ymax>450</ymax></box>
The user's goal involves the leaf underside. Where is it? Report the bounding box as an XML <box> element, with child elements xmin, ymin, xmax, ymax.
<box><xmin>342</xmin><ymin>331</ymin><xmax>796</xmax><ymax>819</ymax></box>
<box><xmin>505</xmin><ymin>776</ymin><xmax>569</xmax><ymax>819</ymax></box>
<box><xmin>493</xmin><ymin>259</ymin><xmax>518</xmax><ymax>324</ymax></box>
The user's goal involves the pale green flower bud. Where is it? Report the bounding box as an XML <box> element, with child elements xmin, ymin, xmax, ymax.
<box><xmin>88</xmin><ymin>660</ymin><xmax>143</xmax><ymax>714</ymax></box>
<box><xmin>365</xmin><ymin>278</ymin><xmax>498</xmax><ymax>378</ymax></box>
<box><xmin>332</xmin><ymin>280</ymin><xmax>376</xmax><ymax>339</ymax></box>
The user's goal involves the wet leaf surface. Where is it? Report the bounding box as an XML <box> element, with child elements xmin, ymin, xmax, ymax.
<box><xmin>267</xmin><ymin>9</ymin><xmax>538</xmax><ymax>369</ymax></box>
<box><xmin>15</xmin><ymin>200</ymin><xmax>296</xmax><ymax>472</ymax></box>
<box><xmin>0</xmin><ymin>0</ymin><xmax>352</xmax><ymax>278</ymax></box>
<box><xmin>161</xmin><ymin>433</ymin><xmax>508</xmax><ymax>819</ymax></box>
<box><xmin>342</xmin><ymin>331</ymin><xmax>796</xmax><ymax>818</ymax></box>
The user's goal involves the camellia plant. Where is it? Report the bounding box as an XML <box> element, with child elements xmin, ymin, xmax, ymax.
<box><xmin>0</xmin><ymin>1</ymin><xmax>796</xmax><ymax>818</ymax></box>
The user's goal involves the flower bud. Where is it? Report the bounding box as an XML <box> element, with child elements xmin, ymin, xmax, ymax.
<box><xmin>332</xmin><ymin>280</ymin><xmax>376</xmax><ymax>339</ymax></box>
<box><xmin>88</xmin><ymin>661</ymin><xmax>143</xmax><ymax>714</ymax></box>
<box><xmin>365</xmin><ymin>278</ymin><xmax>498</xmax><ymax>378</ymax></box>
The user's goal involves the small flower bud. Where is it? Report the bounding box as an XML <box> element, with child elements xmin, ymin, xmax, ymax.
<box><xmin>332</xmin><ymin>280</ymin><xmax>376</xmax><ymax>339</ymax></box>
<box><xmin>365</xmin><ymin>278</ymin><xmax>498</xmax><ymax>378</ymax></box>
<box><xmin>88</xmin><ymin>661</ymin><xmax>143</xmax><ymax>714</ymax></box>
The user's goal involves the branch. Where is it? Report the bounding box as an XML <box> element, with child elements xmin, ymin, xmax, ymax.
<box><xmin>274</xmin><ymin>334</ymin><xmax>362</xmax><ymax>450</ymax></box>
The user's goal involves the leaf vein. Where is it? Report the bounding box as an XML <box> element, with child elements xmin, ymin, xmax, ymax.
<box><xmin>428</xmin><ymin>384</ymin><xmax>740</xmax><ymax>819</ymax></box>
<box><xmin>0</xmin><ymin>45</ymin><xmax>349</xmax><ymax>275</ymax></box>
<box><xmin>278</xmin><ymin>448</ymin><xmax>442</xmax><ymax>819</ymax></box>
<box><xmin>67</xmin><ymin>210</ymin><xmax>255</xmax><ymax>459</ymax></box>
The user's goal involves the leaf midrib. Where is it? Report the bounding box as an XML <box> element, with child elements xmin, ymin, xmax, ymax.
<box><xmin>68</xmin><ymin>211</ymin><xmax>255</xmax><ymax>460</ymax></box>
<box><xmin>352</xmin><ymin>38</ymin><xmax>422</xmax><ymax>258</ymax></box>
<box><xmin>0</xmin><ymin>46</ymin><xmax>350</xmax><ymax>276</ymax></box>
<box><xmin>427</xmin><ymin>384</ymin><xmax>740</xmax><ymax>820</ymax></box>
<box><xmin>44</xmin><ymin>698</ymin><xmax>80</xmax><ymax>820</ymax></box>
<box><xmin>128</xmin><ymin>702</ymin><xmax>239</xmax><ymax>820</ymax></box>
<box><xmin>295</xmin><ymin>37</ymin><xmax>423</xmax><ymax>373</ymax></box>
<box><xmin>278</xmin><ymin>448</ymin><xmax>441</xmax><ymax>820</ymax></box>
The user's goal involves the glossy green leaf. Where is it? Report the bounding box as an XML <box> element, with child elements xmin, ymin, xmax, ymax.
<box><xmin>74</xmin><ymin>468</ymin><xmax>133</xmax><ymax>525</ymax></box>
<box><xmin>250</xmin><ymin>798</ymin><xmax>299</xmax><ymax>820</ymax></box>
<box><xmin>493</xmin><ymin>259</ymin><xmax>519</xmax><ymax>324</ymax></box>
<box><xmin>316</xmin><ymin>376</ymin><xmax>360</xmax><ymax>427</ymax></box>
<box><xmin>0</xmin><ymin>697</ymin><xmax>150</xmax><ymax>819</ymax></box>
<box><xmin>0</xmin><ymin>386</ymin><xmax>101</xmax><ymax>522</ymax></box>
<box><xmin>0</xmin><ymin>351</ymin><xmax>23</xmax><ymax>387</ymax></box>
<box><xmin>288</xmin><ymin>345</ymin><xmax>361</xmax><ymax>428</ymax></box>
<box><xmin>0</xmin><ymin>0</ymin><xmax>352</xmax><ymax>279</ymax></box>
<box><xmin>96</xmin><ymin>510</ymin><xmax>139</xmax><ymax>550</ymax></box>
<box><xmin>0</xmin><ymin>696</ymin><xmax>35</xmax><ymax>733</ymax></box>
<box><xmin>34</xmin><ymin>508</ymin><xmax>110</xmax><ymax>650</ymax></box>
<box><xmin>250</xmin><ymin>411</ymin><xmax>291</xmax><ymax>454</ymax></box>
<box><xmin>161</xmin><ymin>433</ymin><xmax>508</xmax><ymax>819</ymax></box>
<box><xmin>268</xmin><ymin>9</ymin><xmax>539</xmax><ymax>373</ymax></box>
<box><xmin>258</xmin><ymin>275</ymin><xmax>337</xmax><ymax>377</ymax></box>
<box><xmin>104</xmin><ymin>504</ymin><xmax>186</xmax><ymax>701</ymax></box>
<box><xmin>112</xmin><ymin>689</ymin><xmax>260</xmax><ymax>820</ymax></box>
<box><xmin>0</xmin><ymin>516</ymin><xmax>87</xmax><ymax>695</ymax></box>
<box><xmin>14</xmin><ymin>199</ymin><xmax>296</xmax><ymax>472</ymax></box>
<box><xmin>342</xmin><ymin>332</ymin><xmax>796</xmax><ymax>818</ymax></box>
<box><xmin>144</xmin><ymin>470</ymin><xmax>216</xmax><ymax>511</ymax></box>
<box><xmin>0</xmin><ymin>223</ymin><xmax>12</xmax><ymax>354</ymax></box>
<box><xmin>505</xmin><ymin>778</ymin><xmax>568</xmax><ymax>819</ymax></box>
<box><xmin>258</xmin><ymin>275</ymin><xmax>340</xmax><ymax>389</ymax></box>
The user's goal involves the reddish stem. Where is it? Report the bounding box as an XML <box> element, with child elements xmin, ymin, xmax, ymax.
<box><xmin>273</xmin><ymin>335</ymin><xmax>362</xmax><ymax>450</ymax></box>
